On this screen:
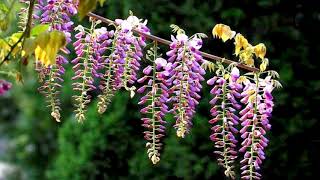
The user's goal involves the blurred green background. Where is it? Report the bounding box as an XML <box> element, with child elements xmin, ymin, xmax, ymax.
<box><xmin>0</xmin><ymin>0</ymin><xmax>319</xmax><ymax>179</ymax></box>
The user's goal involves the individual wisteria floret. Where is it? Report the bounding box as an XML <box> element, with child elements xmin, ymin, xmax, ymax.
<box><xmin>97</xmin><ymin>15</ymin><xmax>150</xmax><ymax>114</ymax></box>
<box><xmin>137</xmin><ymin>44</ymin><xmax>169</xmax><ymax>164</ymax></box>
<box><xmin>239</xmin><ymin>74</ymin><xmax>274</xmax><ymax>180</ymax></box>
<box><xmin>72</xmin><ymin>20</ymin><xmax>111</xmax><ymax>122</ymax></box>
<box><xmin>36</xmin><ymin>0</ymin><xmax>77</xmax><ymax>122</ymax></box>
<box><xmin>207</xmin><ymin>65</ymin><xmax>242</xmax><ymax>179</ymax></box>
<box><xmin>166</xmin><ymin>30</ymin><xmax>206</xmax><ymax>138</ymax></box>
<box><xmin>0</xmin><ymin>80</ymin><xmax>12</xmax><ymax>96</ymax></box>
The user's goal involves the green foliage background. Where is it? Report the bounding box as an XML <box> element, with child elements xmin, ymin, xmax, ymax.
<box><xmin>0</xmin><ymin>0</ymin><xmax>319</xmax><ymax>179</ymax></box>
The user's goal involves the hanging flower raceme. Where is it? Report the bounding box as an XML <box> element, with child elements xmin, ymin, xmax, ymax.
<box><xmin>207</xmin><ymin>65</ymin><xmax>242</xmax><ymax>179</ymax></box>
<box><xmin>137</xmin><ymin>43</ymin><xmax>169</xmax><ymax>164</ymax></box>
<box><xmin>72</xmin><ymin>20</ymin><xmax>111</xmax><ymax>122</ymax></box>
<box><xmin>166</xmin><ymin>29</ymin><xmax>206</xmax><ymax>138</ymax></box>
<box><xmin>0</xmin><ymin>80</ymin><xmax>12</xmax><ymax>96</ymax></box>
<box><xmin>238</xmin><ymin>74</ymin><xmax>274</xmax><ymax>180</ymax></box>
<box><xmin>18</xmin><ymin>0</ymin><xmax>44</xmax><ymax>31</ymax></box>
<box><xmin>97</xmin><ymin>15</ymin><xmax>150</xmax><ymax>114</ymax></box>
<box><xmin>36</xmin><ymin>0</ymin><xmax>77</xmax><ymax>122</ymax></box>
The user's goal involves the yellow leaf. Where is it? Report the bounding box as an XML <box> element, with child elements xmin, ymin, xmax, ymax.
<box><xmin>239</xmin><ymin>47</ymin><xmax>254</xmax><ymax>66</ymax></box>
<box><xmin>234</xmin><ymin>33</ymin><xmax>249</xmax><ymax>56</ymax></box>
<box><xmin>212</xmin><ymin>24</ymin><xmax>236</xmax><ymax>42</ymax></box>
<box><xmin>253</xmin><ymin>43</ymin><xmax>266</xmax><ymax>59</ymax></box>
<box><xmin>259</xmin><ymin>58</ymin><xmax>269</xmax><ymax>72</ymax></box>
<box><xmin>0</xmin><ymin>39</ymin><xmax>10</xmax><ymax>59</ymax></box>
<box><xmin>78</xmin><ymin>0</ymin><xmax>98</xmax><ymax>19</ymax></box>
<box><xmin>34</xmin><ymin>30</ymin><xmax>66</xmax><ymax>66</ymax></box>
<box><xmin>22</xmin><ymin>38</ymin><xmax>36</xmax><ymax>57</ymax></box>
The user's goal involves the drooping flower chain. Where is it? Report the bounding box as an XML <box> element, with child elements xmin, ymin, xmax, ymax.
<box><xmin>207</xmin><ymin>65</ymin><xmax>242</xmax><ymax>179</ymax></box>
<box><xmin>239</xmin><ymin>73</ymin><xmax>274</xmax><ymax>180</ymax></box>
<box><xmin>72</xmin><ymin>20</ymin><xmax>110</xmax><ymax>122</ymax></box>
<box><xmin>166</xmin><ymin>32</ymin><xmax>205</xmax><ymax>138</ymax></box>
<box><xmin>97</xmin><ymin>15</ymin><xmax>150</xmax><ymax>114</ymax></box>
<box><xmin>18</xmin><ymin>0</ymin><xmax>43</xmax><ymax>31</ymax></box>
<box><xmin>37</xmin><ymin>0</ymin><xmax>77</xmax><ymax>122</ymax></box>
<box><xmin>137</xmin><ymin>42</ymin><xmax>169</xmax><ymax>164</ymax></box>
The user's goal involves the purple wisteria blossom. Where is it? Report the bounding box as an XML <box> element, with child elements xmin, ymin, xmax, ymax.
<box><xmin>166</xmin><ymin>32</ymin><xmax>205</xmax><ymax>138</ymax></box>
<box><xmin>111</xmin><ymin>16</ymin><xmax>150</xmax><ymax>90</ymax></box>
<box><xmin>72</xmin><ymin>22</ymin><xmax>111</xmax><ymax>122</ymax></box>
<box><xmin>239</xmin><ymin>75</ymin><xmax>274</xmax><ymax>180</ymax></box>
<box><xmin>137</xmin><ymin>52</ymin><xmax>169</xmax><ymax>164</ymax></box>
<box><xmin>37</xmin><ymin>0</ymin><xmax>77</xmax><ymax>122</ymax></box>
<box><xmin>207</xmin><ymin>66</ymin><xmax>242</xmax><ymax>179</ymax></box>
<box><xmin>0</xmin><ymin>80</ymin><xmax>12</xmax><ymax>96</ymax></box>
<box><xmin>97</xmin><ymin>15</ymin><xmax>150</xmax><ymax>114</ymax></box>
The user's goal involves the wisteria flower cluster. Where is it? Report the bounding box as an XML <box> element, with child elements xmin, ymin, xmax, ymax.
<box><xmin>0</xmin><ymin>1</ymin><xmax>281</xmax><ymax>179</ymax></box>
<box><xmin>137</xmin><ymin>43</ymin><xmax>169</xmax><ymax>164</ymax></box>
<box><xmin>208</xmin><ymin>23</ymin><xmax>281</xmax><ymax>179</ymax></box>
<box><xmin>72</xmin><ymin>19</ymin><xmax>111</xmax><ymax>122</ymax></box>
<box><xmin>36</xmin><ymin>0</ymin><xmax>77</xmax><ymax>122</ymax></box>
<box><xmin>166</xmin><ymin>28</ymin><xmax>206</xmax><ymax>138</ymax></box>
<box><xmin>97</xmin><ymin>14</ymin><xmax>150</xmax><ymax>114</ymax></box>
<box><xmin>238</xmin><ymin>74</ymin><xmax>274</xmax><ymax>179</ymax></box>
<box><xmin>207</xmin><ymin>64</ymin><xmax>242</xmax><ymax>178</ymax></box>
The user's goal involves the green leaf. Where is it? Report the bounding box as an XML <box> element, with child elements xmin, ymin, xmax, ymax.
<box><xmin>98</xmin><ymin>0</ymin><xmax>107</xmax><ymax>6</ymax></box>
<box><xmin>0</xmin><ymin>3</ymin><xmax>9</xmax><ymax>31</ymax></box>
<box><xmin>31</xmin><ymin>24</ymin><xmax>50</xmax><ymax>36</ymax></box>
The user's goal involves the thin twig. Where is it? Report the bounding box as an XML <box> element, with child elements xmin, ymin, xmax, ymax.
<box><xmin>0</xmin><ymin>0</ymin><xmax>36</xmax><ymax>66</ymax></box>
<box><xmin>88</xmin><ymin>12</ymin><xmax>259</xmax><ymax>72</ymax></box>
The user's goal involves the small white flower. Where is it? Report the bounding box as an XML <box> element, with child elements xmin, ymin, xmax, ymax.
<box><xmin>231</xmin><ymin>67</ymin><xmax>240</xmax><ymax>79</ymax></box>
<box><xmin>75</xmin><ymin>25</ymin><xmax>85</xmax><ymax>32</ymax></box>
<box><xmin>94</xmin><ymin>27</ymin><xmax>107</xmax><ymax>36</ymax></box>
<box><xmin>176</xmin><ymin>33</ymin><xmax>188</xmax><ymax>42</ymax></box>
<box><xmin>189</xmin><ymin>37</ymin><xmax>202</xmax><ymax>49</ymax></box>
<box><xmin>127</xmin><ymin>15</ymin><xmax>140</xmax><ymax>27</ymax></box>
<box><xmin>121</xmin><ymin>20</ymin><xmax>133</xmax><ymax>32</ymax></box>
<box><xmin>155</xmin><ymin>58</ymin><xmax>167</xmax><ymax>67</ymax></box>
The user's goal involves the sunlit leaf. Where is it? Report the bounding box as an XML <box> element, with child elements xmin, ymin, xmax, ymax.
<box><xmin>22</xmin><ymin>37</ymin><xmax>36</xmax><ymax>57</ymax></box>
<box><xmin>0</xmin><ymin>2</ymin><xmax>9</xmax><ymax>31</ymax></box>
<box><xmin>31</xmin><ymin>24</ymin><xmax>50</xmax><ymax>36</ymax></box>
<box><xmin>78</xmin><ymin>0</ymin><xmax>98</xmax><ymax>19</ymax></box>
<box><xmin>34</xmin><ymin>30</ymin><xmax>66</xmax><ymax>66</ymax></box>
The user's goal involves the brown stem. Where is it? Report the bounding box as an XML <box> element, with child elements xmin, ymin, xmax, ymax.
<box><xmin>0</xmin><ymin>0</ymin><xmax>36</xmax><ymax>66</ymax></box>
<box><xmin>87</xmin><ymin>12</ymin><xmax>259</xmax><ymax>72</ymax></box>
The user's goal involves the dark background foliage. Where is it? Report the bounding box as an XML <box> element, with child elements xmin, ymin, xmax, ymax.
<box><xmin>0</xmin><ymin>0</ymin><xmax>319</xmax><ymax>179</ymax></box>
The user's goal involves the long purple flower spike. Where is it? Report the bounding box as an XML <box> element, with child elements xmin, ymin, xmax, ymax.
<box><xmin>37</xmin><ymin>0</ymin><xmax>77</xmax><ymax>122</ymax></box>
<box><xmin>137</xmin><ymin>43</ymin><xmax>169</xmax><ymax>164</ymax></box>
<box><xmin>166</xmin><ymin>32</ymin><xmax>205</xmax><ymax>138</ymax></box>
<box><xmin>97</xmin><ymin>15</ymin><xmax>150</xmax><ymax>114</ymax></box>
<box><xmin>239</xmin><ymin>74</ymin><xmax>274</xmax><ymax>180</ymax></box>
<box><xmin>207</xmin><ymin>66</ymin><xmax>242</xmax><ymax>179</ymax></box>
<box><xmin>72</xmin><ymin>20</ymin><xmax>110</xmax><ymax>122</ymax></box>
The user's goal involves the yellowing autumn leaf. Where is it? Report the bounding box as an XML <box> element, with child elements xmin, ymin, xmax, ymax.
<box><xmin>253</xmin><ymin>43</ymin><xmax>266</xmax><ymax>59</ymax></box>
<box><xmin>234</xmin><ymin>33</ymin><xmax>249</xmax><ymax>56</ymax></box>
<box><xmin>78</xmin><ymin>0</ymin><xmax>98</xmax><ymax>19</ymax></box>
<box><xmin>259</xmin><ymin>58</ymin><xmax>269</xmax><ymax>72</ymax></box>
<box><xmin>212</xmin><ymin>24</ymin><xmax>236</xmax><ymax>42</ymax></box>
<box><xmin>239</xmin><ymin>47</ymin><xmax>254</xmax><ymax>67</ymax></box>
<box><xmin>34</xmin><ymin>30</ymin><xmax>66</xmax><ymax>66</ymax></box>
<box><xmin>0</xmin><ymin>39</ymin><xmax>10</xmax><ymax>59</ymax></box>
<box><xmin>22</xmin><ymin>37</ymin><xmax>36</xmax><ymax>57</ymax></box>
